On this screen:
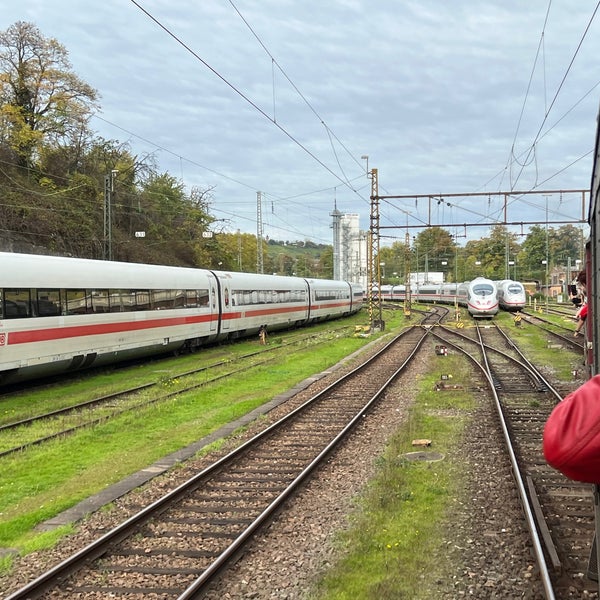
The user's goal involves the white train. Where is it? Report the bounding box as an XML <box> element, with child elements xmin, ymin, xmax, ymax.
<box><xmin>495</xmin><ymin>279</ymin><xmax>527</xmax><ymax>311</ymax></box>
<box><xmin>379</xmin><ymin>277</ymin><xmax>499</xmax><ymax>317</ymax></box>
<box><xmin>0</xmin><ymin>252</ymin><xmax>364</xmax><ymax>385</ymax></box>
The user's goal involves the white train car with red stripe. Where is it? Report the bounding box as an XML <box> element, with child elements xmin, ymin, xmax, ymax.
<box><xmin>0</xmin><ymin>252</ymin><xmax>363</xmax><ymax>385</ymax></box>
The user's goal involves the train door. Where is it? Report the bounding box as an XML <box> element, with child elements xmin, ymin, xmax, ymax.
<box><xmin>220</xmin><ymin>280</ymin><xmax>231</xmax><ymax>331</ymax></box>
<box><xmin>209</xmin><ymin>278</ymin><xmax>218</xmax><ymax>333</ymax></box>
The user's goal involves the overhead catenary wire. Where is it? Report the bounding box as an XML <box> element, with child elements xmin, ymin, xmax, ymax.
<box><xmin>508</xmin><ymin>0</ymin><xmax>600</xmax><ymax>191</ymax></box>
<box><xmin>129</xmin><ymin>0</ymin><xmax>366</xmax><ymax>201</ymax></box>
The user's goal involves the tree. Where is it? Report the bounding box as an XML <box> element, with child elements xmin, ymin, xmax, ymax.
<box><xmin>0</xmin><ymin>21</ymin><xmax>98</xmax><ymax>168</ymax></box>
<box><xmin>317</xmin><ymin>246</ymin><xmax>333</xmax><ymax>278</ymax></box>
<box><xmin>377</xmin><ymin>241</ymin><xmax>409</xmax><ymax>283</ymax></box>
<box><xmin>412</xmin><ymin>227</ymin><xmax>456</xmax><ymax>281</ymax></box>
<box><xmin>550</xmin><ymin>224</ymin><xmax>585</xmax><ymax>267</ymax></box>
<box><xmin>518</xmin><ymin>225</ymin><xmax>547</xmax><ymax>283</ymax></box>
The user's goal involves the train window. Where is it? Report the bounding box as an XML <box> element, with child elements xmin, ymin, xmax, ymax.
<box><xmin>234</xmin><ymin>290</ymin><xmax>246</xmax><ymax>305</ymax></box>
<box><xmin>292</xmin><ymin>290</ymin><xmax>306</xmax><ymax>302</ymax></box>
<box><xmin>66</xmin><ymin>290</ymin><xmax>89</xmax><ymax>315</ymax></box>
<box><xmin>109</xmin><ymin>290</ymin><xmax>123</xmax><ymax>312</ymax></box>
<box><xmin>315</xmin><ymin>290</ymin><xmax>337</xmax><ymax>301</ymax></box>
<box><xmin>185</xmin><ymin>290</ymin><xmax>197</xmax><ymax>307</ymax></box>
<box><xmin>91</xmin><ymin>290</ymin><xmax>110</xmax><ymax>313</ymax></box>
<box><xmin>131</xmin><ymin>290</ymin><xmax>151</xmax><ymax>310</ymax></box>
<box><xmin>36</xmin><ymin>289</ymin><xmax>61</xmax><ymax>316</ymax></box>
<box><xmin>198</xmin><ymin>290</ymin><xmax>206</xmax><ymax>307</ymax></box>
<box><xmin>180</xmin><ymin>289</ymin><xmax>209</xmax><ymax>308</ymax></box>
<box><xmin>4</xmin><ymin>289</ymin><xmax>32</xmax><ymax>318</ymax></box>
<box><xmin>135</xmin><ymin>291</ymin><xmax>151</xmax><ymax>310</ymax></box>
<box><xmin>123</xmin><ymin>290</ymin><xmax>137</xmax><ymax>311</ymax></box>
<box><xmin>151</xmin><ymin>289</ymin><xmax>177</xmax><ymax>309</ymax></box>
<box><xmin>110</xmin><ymin>289</ymin><xmax>136</xmax><ymax>312</ymax></box>
<box><xmin>472</xmin><ymin>283</ymin><xmax>494</xmax><ymax>296</ymax></box>
<box><xmin>174</xmin><ymin>290</ymin><xmax>186</xmax><ymax>308</ymax></box>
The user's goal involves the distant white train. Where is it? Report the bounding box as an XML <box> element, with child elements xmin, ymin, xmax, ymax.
<box><xmin>495</xmin><ymin>279</ymin><xmax>527</xmax><ymax>311</ymax></box>
<box><xmin>0</xmin><ymin>252</ymin><xmax>364</xmax><ymax>385</ymax></box>
<box><xmin>379</xmin><ymin>277</ymin><xmax>499</xmax><ymax>317</ymax></box>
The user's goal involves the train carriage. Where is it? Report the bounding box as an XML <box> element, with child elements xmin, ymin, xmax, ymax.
<box><xmin>456</xmin><ymin>277</ymin><xmax>499</xmax><ymax>317</ymax></box>
<box><xmin>588</xmin><ymin>98</ymin><xmax>600</xmax><ymax>374</ymax></box>
<box><xmin>0</xmin><ymin>252</ymin><xmax>363</xmax><ymax>385</ymax></box>
<box><xmin>0</xmin><ymin>253</ymin><xmax>221</xmax><ymax>384</ymax></box>
<box><xmin>495</xmin><ymin>279</ymin><xmax>527</xmax><ymax>311</ymax></box>
<box><xmin>305</xmin><ymin>278</ymin><xmax>359</xmax><ymax>322</ymax></box>
<box><xmin>216</xmin><ymin>270</ymin><xmax>310</xmax><ymax>338</ymax></box>
<box><xmin>379</xmin><ymin>278</ymin><xmax>498</xmax><ymax>317</ymax></box>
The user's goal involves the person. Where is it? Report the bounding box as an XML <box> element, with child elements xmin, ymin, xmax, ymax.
<box><xmin>569</xmin><ymin>284</ymin><xmax>583</xmax><ymax>308</ymax></box>
<box><xmin>573</xmin><ymin>270</ymin><xmax>587</xmax><ymax>337</ymax></box>
<box><xmin>543</xmin><ymin>373</ymin><xmax>600</xmax><ymax>582</ymax></box>
<box><xmin>575</xmin><ymin>302</ymin><xmax>588</xmax><ymax>337</ymax></box>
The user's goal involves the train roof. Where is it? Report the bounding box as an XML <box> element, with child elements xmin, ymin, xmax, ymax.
<box><xmin>1</xmin><ymin>252</ymin><xmax>213</xmax><ymax>289</ymax></box>
<box><xmin>0</xmin><ymin>252</ymin><xmax>354</xmax><ymax>291</ymax></box>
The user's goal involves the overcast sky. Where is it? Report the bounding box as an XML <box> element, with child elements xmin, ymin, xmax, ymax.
<box><xmin>3</xmin><ymin>1</ymin><xmax>600</xmax><ymax>246</ymax></box>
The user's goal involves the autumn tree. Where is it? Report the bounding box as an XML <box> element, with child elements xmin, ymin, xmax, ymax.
<box><xmin>0</xmin><ymin>21</ymin><xmax>98</xmax><ymax>169</ymax></box>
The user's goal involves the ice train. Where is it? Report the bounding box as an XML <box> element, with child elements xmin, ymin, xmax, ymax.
<box><xmin>379</xmin><ymin>277</ymin><xmax>499</xmax><ymax>317</ymax></box>
<box><xmin>0</xmin><ymin>252</ymin><xmax>364</xmax><ymax>385</ymax></box>
<box><xmin>495</xmin><ymin>279</ymin><xmax>527</xmax><ymax>311</ymax></box>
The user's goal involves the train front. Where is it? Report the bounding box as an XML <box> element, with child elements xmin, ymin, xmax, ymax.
<box><xmin>468</xmin><ymin>278</ymin><xmax>499</xmax><ymax>317</ymax></box>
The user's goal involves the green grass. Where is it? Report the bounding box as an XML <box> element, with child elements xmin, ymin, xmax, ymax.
<box><xmin>498</xmin><ymin>310</ymin><xmax>584</xmax><ymax>380</ymax></box>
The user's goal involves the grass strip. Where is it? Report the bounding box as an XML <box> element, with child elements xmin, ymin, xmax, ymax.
<box><xmin>311</xmin><ymin>351</ymin><xmax>475</xmax><ymax>599</ymax></box>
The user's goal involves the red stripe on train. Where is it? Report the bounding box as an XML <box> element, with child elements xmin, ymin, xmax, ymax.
<box><xmin>8</xmin><ymin>314</ymin><xmax>218</xmax><ymax>344</ymax></box>
<box><xmin>5</xmin><ymin>302</ymin><xmax>349</xmax><ymax>345</ymax></box>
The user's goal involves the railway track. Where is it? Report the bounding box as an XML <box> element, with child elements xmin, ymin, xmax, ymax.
<box><xmin>520</xmin><ymin>310</ymin><xmax>585</xmax><ymax>354</ymax></box>
<box><xmin>431</xmin><ymin>322</ymin><xmax>597</xmax><ymax>599</ymax></box>
<box><xmin>5</xmin><ymin>319</ymin><xmax>440</xmax><ymax>599</ymax></box>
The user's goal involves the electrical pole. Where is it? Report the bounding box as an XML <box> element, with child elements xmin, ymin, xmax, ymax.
<box><xmin>367</xmin><ymin>168</ymin><xmax>383</xmax><ymax>330</ymax></box>
<box><xmin>404</xmin><ymin>231</ymin><xmax>411</xmax><ymax>316</ymax></box>
<box><xmin>256</xmin><ymin>191</ymin><xmax>264</xmax><ymax>274</ymax></box>
<box><xmin>103</xmin><ymin>169</ymin><xmax>118</xmax><ymax>260</ymax></box>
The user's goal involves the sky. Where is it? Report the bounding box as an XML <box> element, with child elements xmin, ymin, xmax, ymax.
<box><xmin>3</xmin><ymin>1</ymin><xmax>600</xmax><ymax>247</ymax></box>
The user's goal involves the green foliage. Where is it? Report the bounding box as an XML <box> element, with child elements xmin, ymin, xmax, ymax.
<box><xmin>388</xmin><ymin>224</ymin><xmax>585</xmax><ymax>284</ymax></box>
<box><xmin>0</xmin><ymin>22</ymin><xmax>98</xmax><ymax>168</ymax></box>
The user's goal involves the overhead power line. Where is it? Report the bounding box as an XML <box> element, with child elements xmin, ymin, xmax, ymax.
<box><xmin>129</xmin><ymin>0</ymin><xmax>365</xmax><ymax>197</ymax></box>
